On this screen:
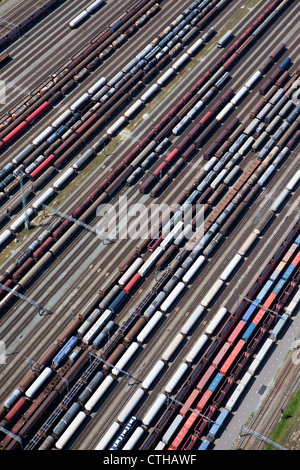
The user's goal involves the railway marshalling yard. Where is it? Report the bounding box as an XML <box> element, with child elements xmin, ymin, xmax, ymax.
<box><xmin>0</xmin><ymin>0</ymin><xmax>299</xmax><ymax>453</ymax></box>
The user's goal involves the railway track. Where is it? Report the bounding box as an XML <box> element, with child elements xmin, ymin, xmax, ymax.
<box><xmin>0</xmin><ymin>0</ymin><xmax>299</xmax><ymax>451</ymax></box>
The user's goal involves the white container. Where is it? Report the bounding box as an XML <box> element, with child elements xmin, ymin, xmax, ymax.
<box><xmin>161</xmin><ymin>334</ymin><xmax>184</xmax><ymax>362</ymax></box>
<box><xmin>220</xmin><ymin>254</ymin><xmax>242</xmax><ymax>281</ymax></box>
<box><xmin>86</xmin><ymin>0</ymin><xmax>104</xmax><ymax>14</ymax></box>
<box><xmin>94</xmin><ymin>422</ymin><xmax>120</xmax><ymax>450</ymax></box>
<box><xmin>70</xmin><ymin>93</ymin><xmax>90</xmax><ymax>111</ymax></box>
<box><xmin>3</xmin><ymin>389</ymin><xmax>22</xmax><ymax>409</ymax></box>
<box><xmin>225</xmin><ymin>383</ymin><xmax>245</xmax><ymax>411</ymax></box>
<box><xmin>55</xmin><ymin>411</ymin><xmax>86</xmax><ymax>449</ymax></box>
<box><xmin>172</xmin><ymin>52</ymin><xmax>189</xmax><ymax>71</ymax></box>
<box><xmin>239</xmin><ymin>371</ymin><xmax>252</xmax><ymax>387</ymax></box>
<box><xmin>77</xmin><ymin>308</ymin><xmax>102</xmax><ymax>337</ymax></box>
<box><xmin>83</xmin><ymin>309</ymin><xmax>112</xmax><ymax>345</ymax></box>
<box><xmin>157</xmin><ymin>68</ymin><xmax>176</xmax><ymax>86</ymax></box>
<box><xmin>286</xmin><ymin>170</ymin><xmax>300</xmax><ymax>191</ymax></box>
<box><xmin>118</xmin><ymin>257</ymin><xmax>143</xmax><ymax>286</ymax></box>
<box><xmin>53</xmin><ymin>168</ymin><xmax>75</xmax><ymax>190</ymax></box>
<box><xmin>117</xmin><ymin>389</ymin><xmax>145</xmax><ymax>423</ymax></box>
<box><xmin>124</xmin><ymin>100</ymin><xmax>143</xmax><ymax>119</ymax></box>
<box><xmin>107</xmin><ymin>116</ymin><xmax>126</xmax><ymax>136</ymax></box>
<box><xmin>10</xmin><ymin>208</ymin><xmax>34</xmax><ymax>232</ymax></box>
<box><xmin>140</xmin><ymin>84</ymin><xmax>160</xmax><ymax>102</ymax></box>
<box><xmin>160</xmin><ymin>281</ymin><xmax>185</xmax><ymax>312</ymax></box>
<box><xmin>245</xmin><ymin>70</ymin><xmax>262</xmax><ymax>89</ymax></box>
<box><xmin>25</xmin><ymin>367</ymin><xmax>52</xmax><ymax>398</ymax></box>
<box><xmin>186</xmin><ymin>37</ymin><xmax>203</xmax><ymax>55</ymax></box>
<box><xmin>69</xmin><ymin>11</ymin><xmax>89</xmax><ymax>28</ymax></box>
<box><xmin>230</xmin><ymin>86</ymin><xmax>248</xmax><ymax>106</ymax></box>
<box><xmin>238</xmin><ymin>136</ymin><xmax>254</xmax><ymax>156</ymax></box>
<box><xmin>164</xmin><ymin>362</ymin><xmax>189</xmax><ymax>394</ymax></box>
<box><xmin>205</xmin><ymin>307</ymin><xmax>227</xmax><ymax>335</ymax></box>
<box><xmin>138</xmin><ymin>247</ymin><xmax>164</xmax><ymax>277</ymax></box>
<box><xmin>85</xmin><ymin>376</ymin><xmax>114</xmax><ymax>412</ymax></box>
<box><xmin>215</xmin><ymin>102</ymin><xmax>234</xmax><ymax>121</ymax></box>
<box><xmin>137</xmin><ymin>311</ymin><xmax>163</xmax><ymax>343</ymax></box>
<box><xmin>162</xmin><ymin>415</ymin><xmax>184</xmax><ymax>444</ymax></box>
<box><xmin>244</xmin><ymin>118</ymin><xmax>260</xmax><ymax>136</ymax></box>
<box><xmin>181</xmin><ymin>305</ymin><xmax>205</xmax><ymax>335</ymax></box>
<box><xmin>270</xmin><ymin>188</ymin><xmax>290</xmax><ymax>212</ymax></box>
<box><xmin>141</xmin><ymin>361</ymin><xmax>165</xmax><ymax>390</ymax></box>
<box><xmin>32</xmin><ymin>126</ymin><xmax>53</xmax><ymax>146</ymax></box>
<box><xmin>122</xmin><ymin>426</ymin><xmax>144</xmax><ymax>450</ymax></box>
<box><xmin>182</xmin><ymin>255</ymin><xmax>205</xmax><ymax>283</ymax></box>
<box><xmin>201</xmin><ymin>279</ymin><xmax>224</xmax><ymax>307</ymax></box>
<box><xmin>51</xmin><ymin>109</ymin><xmax>72</xmax><ymax>128</ymax></box>
<box><xmin>0</xmin><ymin>229</ymin><xmax>12</xmax><ymax>246</ymax></box>
<box><xmin>185</xmin><ymin>334</ymin><xmax>208</xmax><ymax>364</ymax></box>
<box><xmin>32</xmin><ymin>188</ymin><xmax>55</xmax><ymax>210</ymax></box>
<box><xmin>142</xmin><ymin>393</ymin><xmax>166</xmax><ymax>426</ymax></box>
<box><xmin>112</xmin><ymin>342</ymin><xmax>139</xmax><ymax>376</ymax></box>
<box><xmin>238</xmin><ymin>232</ymin><xmax>258</xmax><ymax>256</ymax></box>
<box><xmin>88</xmin><ymin>77</ymin><xmax>107</xmax><ymax>95</ymax></box>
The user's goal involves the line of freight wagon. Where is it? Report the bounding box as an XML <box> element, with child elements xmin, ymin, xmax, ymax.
<box><xmin>135</xmin><ymin>221</ymin><xmax>300</xmax><ymax>451</ymax></box>
<box><xmin>88</xmin><ymin>217</ymin><xmax>300</xmax><ymax>450</ymax></box>
<box><xmin>0</xmin><ymin>0</ymin><xmax>228</xmax><ymax>204</ymax></box>
<box><xmin>0</xmin><ymin>0</ymin><xmax>291</xmax><ymax>196</ymax></box>
<box><xmin>1</xmin><ymin>170</ymin><xmax>298</xmax><ymax>452</ymax></box>
<box><xmin>0</xmin><ymin>0</ymin><xmax>164</xmax><ymax>150</ymax></box>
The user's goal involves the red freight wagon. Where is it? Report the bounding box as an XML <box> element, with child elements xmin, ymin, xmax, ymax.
<box><xmin>227</xmin><ymin>320</ymin><xmax>246</xmax><ymax>346</ymax></box>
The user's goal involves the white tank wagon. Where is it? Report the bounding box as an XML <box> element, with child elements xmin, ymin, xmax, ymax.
<box><xmin>164</xmin><ymin>362</ymin><xmax>189</xmax><ymax>394</ymax></box>
<box><xmin>142</xmin><ymin>393</ymin><xmax>167</xmax><ymax>427</ymax></box>
<box><xmin>205</xmin><ymin>307</ymin><xmax>227</xmax><ymax>336</ymax></box>
<box><xmin>141</xmin><ymin>360</ymin><xmax>165</xmax><ymax>390</ymax></box>
<box><xmin>185</xmin><ymin>334</ymin><xmax>208</xmax><ymax>365</ymax></box>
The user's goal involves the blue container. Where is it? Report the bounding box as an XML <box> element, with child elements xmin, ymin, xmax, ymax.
<box><xmin>208</xmin><ymin>372</ymin><xmax>224</xmax><ymax>392</ymax></box>
<box><xmin>53</xmin><ymin>336</ymin><xmax>78</xmax><ymax>366</ymax></box>
<box><xmin>208</xmin><ymin>409</ymin><xmax>230</xmax><ymax>438</ymax></box>
<box><xmin>108</xmin><ymin>290</ymin><xmax>128</xmax><ymax>314</ymax></box>
<box><xmin>242</xmin><ymin>322</ymin><xmax>256</xmax><ymax>342</ymax></box>
<box><xmin>242</xmin><ymin>300</ymin><xmax>259</xmax><ymax>323</ymax></box>
<box><xmin>282</xmin><ymin>264</ymin><xmax>295</xmax><ymax>281</ymax></box>
<box><xmin>198</xmin><ymin>438</ymin><xmax>210</xmax><ymax>450</ymax></box>
<box><xmin>273</xmin><ymin>278</ymin><xmax>286</xmax><ymax>294</ymax></box>
<box><xmin>279</xmin><ymin>57</ymin><xmax>291</xmax><ymax>70</ymax></box>
<box><xmin>295</xmin><ymin>235</ymin><xmax>300</xmax><ymax>246</ymax></box>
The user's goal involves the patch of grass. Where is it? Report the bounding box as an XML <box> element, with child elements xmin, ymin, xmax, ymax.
<box><xmin>265</xmin><ymin>388</ymin><xmax>300</xmax><ymax>449</ymax></box>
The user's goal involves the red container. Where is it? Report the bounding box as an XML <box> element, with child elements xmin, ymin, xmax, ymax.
<box><xmin>164</xmin><ymin>148</ymin><xmax>180</xmax><ymax>165</ymax></box>
<box><xmin>220</xmin><ymin>353</ymin><xmax>236</xmax><ymax>376</ymax></box>
<box><xmin>196</xmin><ymin>365</ymin><xmax>216</xmax><ymax>393</ymax></box>
<box><xmin>196</xmin><ymin>389</ymin><xmax>213</xmax><ymax>412</ymax></box>
<box><xmin>2</xmin><ymin>121</ymin><xmax>28</xmax><ymax>144</ymax></box>
<box><xmin>25</xmin><ymin>101</ymin><xmax>50</xmax><ymax>124</ymax></box>
<box><xmin>200</xmin><ymin>110</ymin><xmax>213</xmax><ymax>127</ymax></box>
<box><xmin>227</xmin><ymin>320</ymin><xmax>246</xmax><ymax>346</ymax></box>
<box><xmin>5</xmin><ymin>397</ymin><xmax>28</xmax><ymax>423</ymax></box>
<box><xmin>30</xmin><ymin>154</ymin><xmax>56</xmax><ymax>180</ymax></box>
<box><xmin>123</xmin><ymin>273</ymin><xmax>141</xmax><ymax>295</ymax></box>
<box><xmin>212</xmin><ymin>342</ymin><xmax>231</xmax><ymax>368</ymax></box>
<box><xmin>180</xmin><ymin>389</ymin><xmax>200</xmax><ymax>418</ymax></box>
<box><xmin>33</xmin><ymin>236</ymin><xmax>55</xmax><ymax>259</ymax></box>
<box><xmin>122</xmin><ymin>146</ymin><xmax>141</xmax><ymax>165</ymax></box>
<box><xmin>152</xmin><ymin>161</ymin><xmax>168</xmax><ymax>178</ymax></box>
<box><xmin>12</xmin><ymin>257</ymin><xmax>35</xmax><ymax>281</ymax></box>
<box><xmin>76</xmin><ymin>113</ymin><xmax>99</xmax><ymax>136</ymax></box>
